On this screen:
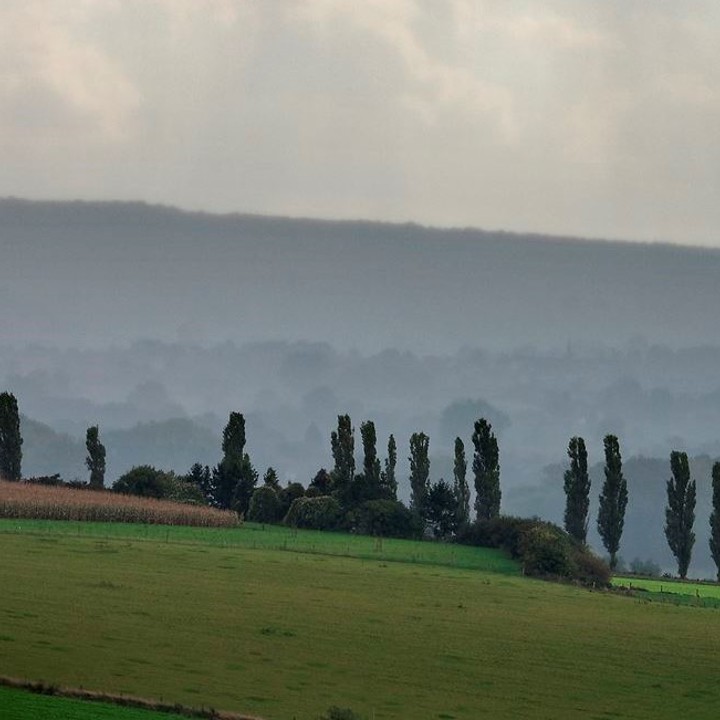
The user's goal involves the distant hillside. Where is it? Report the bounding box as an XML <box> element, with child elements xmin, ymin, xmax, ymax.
<box><xmin>2</xmin><ymin>198</ymin><xmax>719</xmax><ymax>352</ymax></box>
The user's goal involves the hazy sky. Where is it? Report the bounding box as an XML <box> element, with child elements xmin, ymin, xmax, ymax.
<box><xmin>1</xmin><ymin>1</ymin><xmax>719</xmax><ymax>246</ymax></box>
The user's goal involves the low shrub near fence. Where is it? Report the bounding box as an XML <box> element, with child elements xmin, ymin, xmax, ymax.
<box><xmin>456</xmin><ymin>515</ymin><xmax>611</xmax><ymax>587</ymax></box>
<box><xmin>0</xmin><ymin>481</ymin><xmax>239</xmax><ymax>527</ymax></box>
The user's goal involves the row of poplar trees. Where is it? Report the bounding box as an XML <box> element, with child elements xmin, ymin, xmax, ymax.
<box><xmin>326</xmin><ymin>414</ymin><xmax>501</xmax><ymax>535</ymax></box>
<box><xmin>562</xmin><ymin>434</ymin><xmax>720</xmax><ymax>580</ymax></box>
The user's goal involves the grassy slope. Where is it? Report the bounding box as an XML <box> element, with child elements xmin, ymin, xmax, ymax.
<box><xmin>0</xmin><ymin>686</ymin><xmax>190</xmax><ymax>720</ymax></box>
<box><xmin>0</xmin><ymin>519</ymin><xmax>519</xmax><ymax>573</ymax></box>
<box><xmin>1</xmin><ymin>523</ymin><xmax>719</xmax><ymax>719</ymax></box>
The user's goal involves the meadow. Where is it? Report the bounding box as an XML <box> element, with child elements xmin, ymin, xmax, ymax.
<box><xmin>613</xmin><ymin>575</ymin><xmax>720</xmax><ymax>608</ymax></box>
<box><xmin>2</xmin><ymin>521</ymin><xmax>720</xmax><ymax>719</ymax></box>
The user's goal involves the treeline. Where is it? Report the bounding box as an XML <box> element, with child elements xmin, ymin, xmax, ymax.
<box><xmin>3</xmin><ymin>389</ymin><xmax>720</xmax><ymax>581</ymax></box>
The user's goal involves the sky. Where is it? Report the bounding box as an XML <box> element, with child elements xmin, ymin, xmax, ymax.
<box><xmin>1</xmin><ymin>0</ymin><xmax>719</xmax><ymax>247</ymax></box>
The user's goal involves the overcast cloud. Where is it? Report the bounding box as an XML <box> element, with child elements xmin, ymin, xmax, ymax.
<box><xmin>1</xmin><ymin>0</ymin><xmax>718</xmax><ymax>246</ymax></box>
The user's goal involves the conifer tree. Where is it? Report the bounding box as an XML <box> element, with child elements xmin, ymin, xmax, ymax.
<box><xmin>425</xmin><ymin>478</ymin><xmax>458</xmax><ymax>539</ymax></box>
<box><xmin>472</xmin><ymin>419</ymin><xmax>501</xmax><ymax>520</ymax></box>
<box><xmin>665</xmin><ymin>451</ymin><xmax>696</xmax><ymax>579</ymax></box>
<box><xmin>408</xmin><ymin>432</ymin><xmax>430</xmax><ymax>514</ymax></box>
<box><xmin>263</xmin><ymin>467</ymin><xmax>280</xmax><ymax>490</ymax></box>
<box><xmin>563</xmin><ymin>436</ymin><xmax>590</xmax><ymax>543</ymax></box>
<box><xmin>0</xmin><ymin>391</ymin><xmax>22</xmax><ymax>481</ymax></box>
<box><xmin>710</xmin><ymin>462</ymin><xmax>720</xmax><ymax>582</ymax></box>
<box><xmin>453</xmin><ymin>437</ymin><xmax>470</xmax><ymax>528</ymax></box>
<box><xmin>597</xmin><ymin>434</ymin><xmax>628</xmax><ymax>570</ymax></box>
<box><xmin>85</xmin><ymin>425</ymin><xmax>106</xmax><ymax>489</ymax></box>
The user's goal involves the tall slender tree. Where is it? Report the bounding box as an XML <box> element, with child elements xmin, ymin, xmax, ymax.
<box><xmin>563</xmin><ymin>436</ymin><xmax>590</xmax><ymax>543</ymax></box>
<box><xmin>597</xmin><ymin>434</ymin><xmax>628</xmax><ymax>570</ymax></box>
<box><xmin>710</xmin><ymin>462</ymin><xmax>720</xmax><ymax>582</ymax></box>
<box><xmin>381</xmin><ymin>434</ymin><xmax>398</xmax><ymax>500</ymax></box>
<box><xmin>331</xmin><ymin>414</ymin><xmax>355</xmax><ymax>506</ymax></box>
<box><xmin>222</xmin><ymin>412</ymin><xmax>246</xmax><ymax>463</ymax></box>
<box><xmin>85</xmin><ymin>425</ymin><xmax>106</xmax><ymax>489</ymax></box>
<box><xmin>453</xmin><ymin>437</ymin><xmax>470</xmax><ymax>528</ymax></box>
<box><xmin>0</xmin><ymin>391</ymin><xmax>22</xmax><ymax>481</ymax></box>
<box><xmin>360</xmin><ymin>420</ymin><xmax>382</xmax><ymax>497</ymax></box>
<box><xmin>213</xmin><ymin>412</ymin><xmax>257</xmax><ymax>512</ymax></box>
<box><xmin>472</xmin><ymin>419</ymin><xmax>501</xmax><ymax>520</ymax></box>
<box><xmin>408</xmin><ymin>432</ymin><xmax>430</xmax><ymax>514</ymax></box>
<box><xmin>665</xmin><ymin>451</ymin><xmax>696</xmax><ymax>579</ymax></box>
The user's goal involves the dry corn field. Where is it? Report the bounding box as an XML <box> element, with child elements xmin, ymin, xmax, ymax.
<box><xmin>0</xmin><ymin>481</ymin><xmax>239</xmax><ymax>527</ymax></box>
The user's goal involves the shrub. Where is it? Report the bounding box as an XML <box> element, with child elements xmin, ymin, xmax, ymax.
<box><xmin>350</xmin><ymin>499</ymin><xmax>420</xmax><ymax>538</ymax></box>
<box><xmin>165</xmin><ymin>477</ymin><xmax>207</xmax><ymax>505</ymax></box>
<box><xmin>456</xmin><ymin>515</ymin><xmax>537</xmax><ymax>558</ymax></box>
<box><xmin>345</xmin><ymin>499</ymin><xmax>419</xmax><ymax>538</ymax></box>
<box><xmin>112</xmin><ymin>466</ymin><xmax>174</xmax><ymax>499</ymax></box>
<box><xmin>279</xmin><ymin>482</ymin><xmax>305</xmax><ymax>517</ymax></box>
<box><xmin>247</xmin><ymin>485</ymin><xmax>281</xmax><ymax>523</ymax></box>
<box><xmin>572</xmin><ymin>546</ymin><xmax>612</xmax><ymax>587</ymax></box>
<box><xmin>519</xmin><ymin>524</ymin><xmax>574</xmax><ymax>577</ymax></box>
<box><xmin>284</xmin><ymin>495</ymin><xmax>342</xmax><ymax>530</ymax></box>
<box><xmin>457</xmin><ymin>515</ymin><xmax>610</xmax><ymax>587</ymax></box>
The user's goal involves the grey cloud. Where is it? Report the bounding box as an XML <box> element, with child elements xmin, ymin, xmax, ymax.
<box><xmin>0</xmin><ymin>1</ymin><xmax>718</xmax><ymax>245</ymax></box>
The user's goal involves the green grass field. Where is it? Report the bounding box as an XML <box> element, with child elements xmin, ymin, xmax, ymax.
<box><xmin>0</xmin><ymin>518</ymin><xmax>519</xmax><ymax>573</ymax></box>
<box><xmin>613</xmin><ymin>576</ymin><xmax>720</xmax><ymax>608</ymax></box>
<box><xmin>2</xmin><ymin>521</ymin><xmax>720</xmax><ymax>719</ymax></box>
<box><xmin>0</xmin><ymin>685</ymin><xmax>190</xmax><ymax>720</ymax></box>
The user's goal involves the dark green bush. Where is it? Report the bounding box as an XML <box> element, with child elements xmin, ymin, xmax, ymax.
<box><xmin>571</xmin><ymin>545</ymin><xmax>612</xmax><ymax>587</ymax></box>
<box><xmin>284</xmin><ymin>495</ymin><xmax>342</xmax><ymax>530</ymax></box>
<box><xmin>247</xmin><ymin>485</ymin><xmax>281</xmax><ymax>523</ymax></box>
<box><xmin>457</xmin><ymin>515</ymin><xmax>610</xmax><ymax>587</ymax></box>
<box><xmin>519</xmin><ymin>524</ymin><xmax>574</xmax><ymax>577</ymax></box>
<box><xmin>456</xmin><ymin>515</ymin><xmax>537</xmax><ymax>557</ymax></box>
<box><xmin>278</xmin><ymin>482</ymin><xmax>305</xmax><ymax>517</ymax></box>
<box><xmin>112</xmin><ymin>466</ymin><xmax>174</xmax><ymax>499</ymax></box>
<box><xmin>166</xmin><ymin>478</ymin><xmax>207</xmax><ymax>505</ymax></box>
<box><xmin>345</xmin><ymin>499</ymin><xmax>419</xmax><ymax>538</ymax></box>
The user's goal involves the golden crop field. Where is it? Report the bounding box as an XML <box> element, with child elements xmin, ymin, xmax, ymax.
<box><xmin>0</xmin><ymin>481</ymin><xmax>238</xmax><ymax>527</ymax></box>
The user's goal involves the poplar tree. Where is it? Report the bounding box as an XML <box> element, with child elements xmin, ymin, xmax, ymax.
<box><xmin>0</xmin><ymin>391</ymin><xmax>22</xmax><ymax>481</ymax></box>
<box><xmin>213</xmin><ymin>412</ymin><xmax>257</xmax><ymax>512</ymax></box>
<box><xmin>710</xmin><ymin>462</ymin><xmax>720</xmax><ymax>582</ymax></box>
<box><xmin>85</xmin><ymin>425</ymin><xmax>106</xmax><ymax>489</ymax></box>
<box><xmin>597</xmin><ymin>434</ymin><xmax>628</xmax><ymax>570</ymax></box>
<box><xmin>472</xmin><ymin>419</ymin><xmax>501</xmax><ymax>521</ymax></box>
<box><xmin>360</xmin><ymin>420</ymin><xmax>382</xmax><ymax>497</ymax></box>
<box><xmin>408</xmin><ymin>432</ymin><xmax>430</xmax><ymax>514</ymax></box>
<box><xmin>563</xmin><ymin>436</ymin><xmax>590</xmax><ymax>543</ymax></box>
<box><xmin>664</xmin><ymin>451</ymin><xmax>696</xmax><ymax>579</ymax></box>
<box><xmin>381</xmin><ymin>434</ymin><xmax>398</xmax><ymax>500</ymax></box>
<box><xmin>331</xmin><ymin>414</ymin><xmax>355</xmax><ymax>506</ymax></box>
<box><xmin>453</xmin><ymin>437</ymin><xmax>470</xmax><ymax>528</ymax></box>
